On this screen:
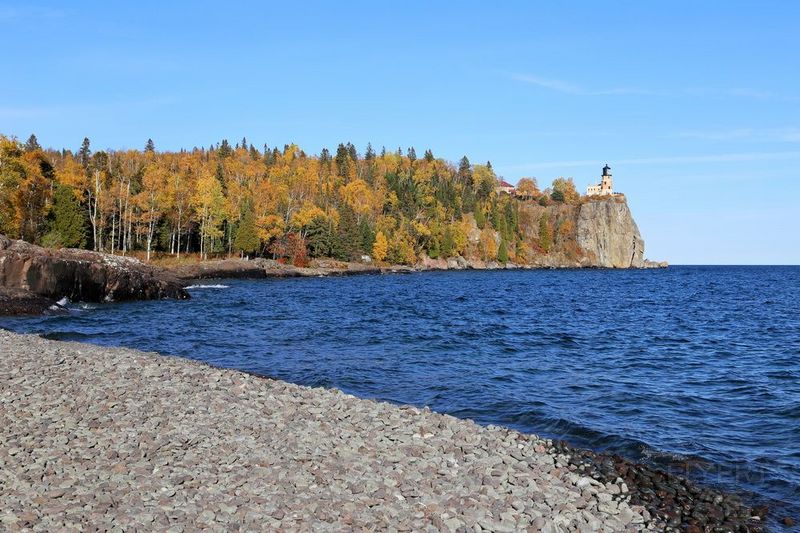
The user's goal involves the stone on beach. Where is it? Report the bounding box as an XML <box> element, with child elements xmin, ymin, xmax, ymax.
<box><xmin>1</xmin><ymin>330</ymin><xmax>654</xmax><ymax>532</ymax></box>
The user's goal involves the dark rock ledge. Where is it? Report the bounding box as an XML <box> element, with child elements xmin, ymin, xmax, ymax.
<box><xmin>0</xmin><ymin>235</ymin><xmax>188</xmax><ymax>315</ymax></box>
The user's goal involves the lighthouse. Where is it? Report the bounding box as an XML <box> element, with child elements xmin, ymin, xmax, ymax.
<box><xmin>586</xmin><ymin>164</ymin><xmax>614</xmax><ymax>196</ymax></box>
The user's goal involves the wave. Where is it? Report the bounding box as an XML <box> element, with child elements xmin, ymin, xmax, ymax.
<box><xmin>185</xmin><ymin>284</ymin><xmax>230</xmax><ymax>290</ymax></box>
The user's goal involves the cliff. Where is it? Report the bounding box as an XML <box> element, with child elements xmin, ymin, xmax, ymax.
<box><xmin>0</xmin><ymin>235</ymin><xmax>189</xmax><ymax>313</ymax></box>
<box><xmin>576</xmin><ymin>197</ymin><xmax>645</xmax><ymax>268</ymax></box>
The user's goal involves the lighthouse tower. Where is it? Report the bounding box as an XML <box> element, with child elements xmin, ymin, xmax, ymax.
<box><xmin>586</xmin><ymin>164</ymin><xmax>614</xmax><ymax>196</ymax></box>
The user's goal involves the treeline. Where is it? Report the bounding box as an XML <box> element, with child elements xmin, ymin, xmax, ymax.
<box><xmin>0</xmin><ymin>133</ymin><xmax>582</xmax><ymax>265</ymax></box>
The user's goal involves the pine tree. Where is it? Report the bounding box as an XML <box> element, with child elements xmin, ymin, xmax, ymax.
<box><xmin>78</xmin><ymin>137</ymin><xmax>91</xmax><ymax>168</ymax></box>
<box><xmin>424</xmin><ymin>149</ymin><xmax>434</xmax><ymax>162</ymax></box>
<box><xmin>497</xmin><ymin>238</ymin><xmax>509</xmax><ymax>263</ymax></box>
<box><xmin>24</xmin><ymin>134</ymin><xmax>41</xmax><ymax>152</ymax></box>
<box><xmin>306</xmin><ymin>216</ymin><xmax>333</xmax><ymax>257</ymax></box>
<box><xmin>539</xmin><ymin>215</ymin><xmax>552</xmax><ymax>253</ymax></box>
<box><xmin>233</xmin><ymin>207</ymin><xmax>259</xmax><ymax>255</ymax></box>
<box><xmin>43</xmin><ymin>185</ymin><xmax>87</xmax><ymax>248</ymax></box>
<box><xmin>407</xmin><ymin>147</ymin><xmax>417</xmax><ymax>162</ymax></box>
<box><xmin>365</xmin><ymin>142</ymin><xmax>376</xmax><ymax>160</ymax></box>
<box><xmin>218</xmin><ymin>139</ymin><xmax>232</xmax><ymax>158</ymax></box>
<box><xmin>441</xmin><ymin>226</ymin><xmax>455</xmax><ymax>258</ymax></box>
<box><xmin>144</xmin><ymin>138</ymin><xmax>155</xmax><ymax>153</ymax></box>
<box><xmin>335</xmin><ymin>205</ymin><xmax>361</xmax><ymax>260</ymax></box>
<box><xmin>359</xmin><ymin>217</ymin><xmax>375</xmax><ymax>253</ymax></box>
<box><xmin>475</xmin><ymin>206</ymin><xmax>486</xmax><ymax>229</ymax></box>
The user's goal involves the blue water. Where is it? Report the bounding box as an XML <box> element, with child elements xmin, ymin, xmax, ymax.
<box><xmin>2</xmin><ymin>266</ymin><xmax>799</xmax><ymax>524</ymax></box>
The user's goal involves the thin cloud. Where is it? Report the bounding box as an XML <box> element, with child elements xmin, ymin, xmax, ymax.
<box><xmin>677</xmin><ymin>127</ymin><xmax>800</xmax><ymax>143</ymax></box>
<box><xmin>505</xmin><ymin>151</ymin><xmax>800</xmax><ymax>171</ymax></box>
<box><xmin>511</xmin><ymin>73</ymin><xmax>797</xmax><ymax>101</ymax></box>
<box><xmin>510</xmin><ymin>73</ymin><xmax>662</xmax><ymax>96</ymax></box>
<box><xmin>0</xmin><ymin>6</ymin><xmax>64</xmax><ymax>21</ymax></box>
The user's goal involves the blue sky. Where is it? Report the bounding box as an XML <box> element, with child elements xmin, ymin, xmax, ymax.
<box><xmin>2</xmin><ymin>1</ymin><xmax>798</xmax><ymax>264</ymax></box>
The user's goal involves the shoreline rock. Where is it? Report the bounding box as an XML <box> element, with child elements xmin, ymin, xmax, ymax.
<box><xmin>0</xmin><ymin>287</ymin><xmax>66</xmax><ymax>316</ymax></box>
<box><xmin>0</xmin><ymin>235</ymin><xmax>189</xmax><ymax>314</ymax></box>
<box><xmin>169</xmin><ymin>254</ymin><xmax>668</xmax><ymax>283</ymax></box>
<box><xmin>0</xmin><ymin>330</ymin><xmax>763</xmax><ymax>531</ymax></box>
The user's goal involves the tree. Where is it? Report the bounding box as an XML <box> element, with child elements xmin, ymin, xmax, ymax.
<box><xmin>192</xmin><ymin>169</ymin><xmax>227</xmax><ymax>260</ymax></box>
<box><xmin>335</xmin><ymin>205</ymin><xmax>361</xmax><ymax>260</ymax></box>
<box><xmin>24</xmin><ymin>134</ymin><xmax>41</xmax><ymax>152</ymax></box>
<box><xmin>218</xmin><ymin>139</ymin><xmax>232</xmax><ymax>158</ymax></box>
<box><xmin>473</xmin><ymin>164</ymin><xmax>496</xmax><ymax>200</ymax></box>
<box><xmin>144</xmin><ymin>138</ymin><xmax>155</xmax><ymax>153</ymax></box>
<box><xmin>43</xmin><ymin>185</ymin><xmax>86</xmax><ymax>248</ymax></box>
<box><xmin>516</xmin><ymin>177</ymin><xmax>539</xmax><ymax>200</ymax></box>
<box><xmin>137</xmin><ymin>160</ymin><xmax>168</xmax><ymax>261</ymax></box>
<box><xmin>551</xmin><ymin>177</ymin><xmax>579</xmax><ymax>204</ymax></box>
<box><xmin>479</xmin><ymin>228</ymin><xmax>497</xmax><ymax>261</ymax></box>
<box><xmin>233</xmin><ymin>205</ymin><xmax>259</xmax><ymax>256</ymax></box>
<box><xmin>497</xmin><ymin>238</ymin><xmax>509</xmax><ymax>263</ymax></box>
<box><xmin>372</xmin><ymin>230</ymin><xmax>388</xmax><ymax>262</ymax></box>
<box><xmin>78</xmin><ymin>137</ymin><xmax>91</xmax><ymax>168</ymax></box>
<box><xmin>539</xmin><ymin>215</ymin><xmax>552</xmax><ymax>252</ymax></box>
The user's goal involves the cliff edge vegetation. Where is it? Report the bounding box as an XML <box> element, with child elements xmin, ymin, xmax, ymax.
<box><xmin>0</xmin><ymin>133</ymin><xmax>656</xmax><ymax>270</ymax></box>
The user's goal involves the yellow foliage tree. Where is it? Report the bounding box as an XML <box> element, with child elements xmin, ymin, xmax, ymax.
<box><xmin>372</xmin><ymin>231</ymin><xmax>388</xmax><ymax>262</ymax></box>
<box><xmin>479</xmin><ymin>228</ymin><xmax>497</xmax><ymax>261</ymax></box>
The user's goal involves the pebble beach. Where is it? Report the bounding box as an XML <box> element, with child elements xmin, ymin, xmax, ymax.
<box><xmin>0</xmin><ymin>330</ymin><xmax>763</xmax><ymax>532</ymax></box>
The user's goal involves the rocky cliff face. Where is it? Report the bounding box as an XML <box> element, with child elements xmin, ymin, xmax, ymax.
<box><xmin>577</xmin><ymin>198</ymin><xmax>644</xmax><ymax>268</ymax></box>
<box><xmin>0</xmin><ymin>235</ymin><xmax>189</xmax><ymax>305</ymax></box>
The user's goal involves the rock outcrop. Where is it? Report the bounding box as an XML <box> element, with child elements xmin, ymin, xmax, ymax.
<box><xmin>0</xmin><ymin>236</ymin><xmax>189</xmax><ymax>307</ymax></box>
<box><xmin>577</xmin><ymin>198</ymin><xmax>645</xmax><ymax>268</ymax></box>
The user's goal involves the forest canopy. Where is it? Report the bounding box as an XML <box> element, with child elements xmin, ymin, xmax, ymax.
<box><xmin>0</xmin><ymin>134</ymin><xmax>585</xmax><ymax>265</ymax></box>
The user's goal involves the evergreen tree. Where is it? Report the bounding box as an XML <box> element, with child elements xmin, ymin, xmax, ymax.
<box><xmin>497</xmin><ymin>238</ymin><xmax>509</xmax><ymax>263</ymax></box>
<box><xmin>423</xmin><ymin>149</ymin><xmax>434</xmax><ymax>162</ymax></box>
<box><xmin>474</xmin><ymin>206</ymin><xmax>486</xmax><ymax>229</ymax></box>
<box><xmin>144</xmin><ymin>138</ymin><xmax>155</xmax><ymax>153</ymax></box>
<box><xmin>539</xmin><ymin>215</ymin><xmax>552</xmax><ymax>252</ymax></box>
<box><xmin>43</xmin><ymin>185</ymin><xmax>86</xmax><ymax>248</ymax></box>
<box><xmin>233</xmin><ymin>206</ymin><xmax>259</xmax><ymax>255</ymax></box>
<box><xmin>335</xmin><ymin>205</ymin><xmax>361</xmax><ymax>260</ymax></box>
<box><xmin>407</xmin><ymin>147</ymin><xmax>417</xmax><ymax>162</ymax></box>
<box><xmin>306</xmin><ymin>216</ymin><xmax>334</xmax><ymax>257</ymax></box>
<box><xmin>24</xmin><ymin>134</ymin><xmax>41</xmax><ymax>152</ymax></box>
<box><xmin>359</xmin><ymin>217</ymin><xmax>375</xmax><ymax>254</ymax></box>
<box><xmin>346</xmin><ymin>142</ymin><xmax>358</xmax><ymax>161</ymax></box>
<box><xmin>441</xmin><ymin>226</ymin><xmax>455</xmax><ymax>258</ymax></box>
<box><xmin>78</xmin><ymin>137</ymin><xmax>91</xmax><ymax>168</ymax></box>
<box><xmin>365</xmin><ymin>142</ymin><xmax>376</xmax><ymax>160</ymax></box>
<box><xmin>335</xmin><ymin>143</ymin><xmax>351</xmax><ymax>178</ymax></box>
<box><xmin>218</xmin><ymin>139</ymin><xmax>232</xmax><ymax>158</ymax></box>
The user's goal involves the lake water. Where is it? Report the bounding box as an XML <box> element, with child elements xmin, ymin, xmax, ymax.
<box><xmin>2</xmin><ymin>266</ymin><xmax>799</xmax><ymax>525</ymax></box>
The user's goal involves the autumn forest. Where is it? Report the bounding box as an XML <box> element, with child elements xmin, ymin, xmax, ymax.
<box><xmin>0</xmin><ymin>134</ymin><xmax>587</xmax><ymax>266</ymax></box>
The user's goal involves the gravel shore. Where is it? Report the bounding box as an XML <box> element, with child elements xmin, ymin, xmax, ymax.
<box><xmin>1</xmin><ymin>330</ymin><xmax>760</xmax><ymax>532</ymax></box>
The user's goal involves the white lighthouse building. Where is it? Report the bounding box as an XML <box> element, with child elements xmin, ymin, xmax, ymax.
<box><xmin>586</xmin><ymin>164</ymin><xmax>614</xmax><ymax>196</ymax></box>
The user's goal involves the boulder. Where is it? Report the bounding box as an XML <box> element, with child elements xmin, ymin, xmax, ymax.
<box><xmin>0</xmin><ymin>237</ymin><xmax>189</xmax><ymax>304</ymax></box>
